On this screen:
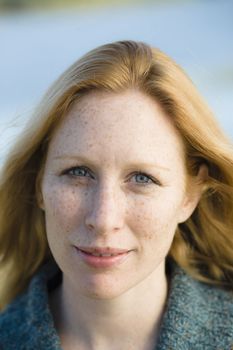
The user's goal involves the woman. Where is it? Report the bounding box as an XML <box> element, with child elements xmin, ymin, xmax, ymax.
<box><xmin>0</xmin><ymin>40</ymin><xmax>233</xmax><ymax>350</ymax></box>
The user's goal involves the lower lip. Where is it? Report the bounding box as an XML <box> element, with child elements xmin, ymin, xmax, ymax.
<box><xmin>74</xmin><ymin>247</ymin><xmax>131</xmax><ymax>268</ymax></box>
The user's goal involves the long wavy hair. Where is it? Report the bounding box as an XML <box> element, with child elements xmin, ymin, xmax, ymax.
<box><xmin>1</xmin><ymin>40</ymin><xmax>233</xmax><ymax>310</ymax></box>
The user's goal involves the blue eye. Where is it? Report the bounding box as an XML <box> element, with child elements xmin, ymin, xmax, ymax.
<box><xmin>132</xmin><ymin>172</ymin><xmax>155</xmax><ymax>185</ymax></box>
<box><xmin>62</xmin><ymin>167</ymin><xmax>159</xmax><ymax>186</ymax></box>
<box><xmin>65</xmin><ymin>166</ymin><xmax>91</xmax><ymax>178</ymax></box>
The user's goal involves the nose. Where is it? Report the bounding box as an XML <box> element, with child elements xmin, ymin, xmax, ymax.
<box><xmin>84</xmin><ymin>184</ymin><xmax>125</xmax><ymax>235</ymax></box>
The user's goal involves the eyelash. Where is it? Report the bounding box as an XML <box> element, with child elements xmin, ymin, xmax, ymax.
<box><xmin>62</xmin><ymin>166</ymin><xmax>161</xmax><ymax>186</ymax></box>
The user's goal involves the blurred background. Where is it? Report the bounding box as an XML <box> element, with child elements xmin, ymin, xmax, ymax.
<box><xmin>0</xmin><ymin>0</ymin><xmax>232</xmax><ymax>163</ymax></box>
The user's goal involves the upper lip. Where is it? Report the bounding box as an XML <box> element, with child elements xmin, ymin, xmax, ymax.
<box><xmin>75</xmin><ymin>246</ymin><xmax>131</xmax><ymax>254</ymax></box>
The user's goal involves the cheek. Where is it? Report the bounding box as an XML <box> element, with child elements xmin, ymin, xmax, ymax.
<box><xmin>131</xmin><ymin>197</ymin><xmax>182</xmax><ymax>242</ymax></box>
<box><xmin>42</xmin><ymin>183</ymin><xmax>84</xmax><ymax>235</ymax></box>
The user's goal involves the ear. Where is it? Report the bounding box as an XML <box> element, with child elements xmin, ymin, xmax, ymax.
<box><xmin>35</xmin><ymin>173</ymin><xmax>45</xmax><ymax>211</ymax></box>
<box><xmin>178</xmin><ymin>164</ymin><xmax>208</xmax><ymax>223</ymax></box>
<box><xmin>36</xmin><ymin>189</ymin><xmax>45</xmax><ymax>210</ymax></box>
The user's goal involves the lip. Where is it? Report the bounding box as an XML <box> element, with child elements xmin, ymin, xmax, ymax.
<box><xmin>74</xmin><ymin>246</ymin><xmax>132</xmax><ymax>268</ymax></box>
<box><xmin>76</xmin><ymin>246</ymin><xmax>130</xmax><ymax>255</ymax></box>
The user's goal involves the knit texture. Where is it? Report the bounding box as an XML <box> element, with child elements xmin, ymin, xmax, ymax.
<box><xmin>0</xmin><ymin>259</ymin><xmax>233</xmax><ymax>350</ymax></box>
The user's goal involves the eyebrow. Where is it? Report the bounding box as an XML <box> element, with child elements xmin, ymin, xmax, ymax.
<box><xmin>53</xmin><ymin>155</ymin><xmax>170</xmax><ymax>172</ymax></box>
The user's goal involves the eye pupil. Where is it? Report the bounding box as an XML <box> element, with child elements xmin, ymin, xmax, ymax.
<box><xmin>71</xmin><ymin>168</ymin><xmax>87</xmax><ymax>176</ymax></box>
<box><xmin>135</xmin><ymin>174</ymin><xmax>150</xmax><ymax>183</ymax></box>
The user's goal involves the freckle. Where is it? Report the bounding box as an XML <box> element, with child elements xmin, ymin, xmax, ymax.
<box><xmin>76</xmin><ymin>238</ymin><xmax>82</xmax><ymax>245</ymax></box>
<box><xmin>144</xmin><ymin>233</ymin><xmax>153</xmax><ymax>240</ymax></box>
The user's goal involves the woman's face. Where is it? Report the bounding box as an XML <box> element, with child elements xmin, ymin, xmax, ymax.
<box><xmin>41</xmin><ymin>89</ymin><xmax>200</xmax><ymax>299</ymax></box>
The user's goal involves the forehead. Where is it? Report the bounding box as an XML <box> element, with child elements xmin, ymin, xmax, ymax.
<box><xmin>47</xmin><ymin>89</ymin><xmax>185</xmax><ymax>166</ymax></box>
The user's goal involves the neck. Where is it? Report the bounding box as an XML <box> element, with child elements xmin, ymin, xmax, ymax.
<box><xmin>49</xmin><ymin>262</ymin><xmax>168</xmax><ymax>350</ymax></box>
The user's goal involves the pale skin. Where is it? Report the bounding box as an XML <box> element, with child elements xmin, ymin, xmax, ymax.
<box><xmin>40</xmin><ymin>89</ymin><xmax>207</xmax><ymax>350</ymax></box>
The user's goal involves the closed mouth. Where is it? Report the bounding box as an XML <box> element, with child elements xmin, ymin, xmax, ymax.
<box><xmin>75</xmin><ymin>246</ymin><xmax>131</xmax><ymax>257</ymax></box>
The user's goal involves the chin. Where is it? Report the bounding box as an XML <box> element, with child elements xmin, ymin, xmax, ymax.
<box><xmin>78</xmin><ymin>277</ymin><xmax>131</xmax><ymax>300</ymax></box>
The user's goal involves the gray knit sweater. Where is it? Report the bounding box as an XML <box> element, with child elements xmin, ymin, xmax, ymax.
<box><xmin>0</xmin><ymin>259</ymin><xmax>233</xmax><ymax>350</ymax></box>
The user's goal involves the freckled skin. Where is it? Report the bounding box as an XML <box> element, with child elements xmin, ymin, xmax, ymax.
<box><xmin>41</xmin><ymin>89</ymin><xmax>199</xmax><ymax>300</ymax></box>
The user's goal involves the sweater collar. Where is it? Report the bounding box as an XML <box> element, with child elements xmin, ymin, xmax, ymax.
<box><xmin>35</xmin><ymin>258</ymin><xmax>232</xmax><ymax>349</ymax></box>
<box><xmin>2</xmin><ymin>258</ymin><xmax>232</xmax><ymax>349</ymax></box>
<box><xmin>156</xmin><ymin>259</ymin><xmax>233</xmax><ymax>349</ymax></box>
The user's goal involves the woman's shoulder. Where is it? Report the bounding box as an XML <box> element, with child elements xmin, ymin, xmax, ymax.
<box><xmin>0</xmin><ymin>287</ymin><xmax>30</xmax><ymax>347</ymax></box>
<box><xmin>0</xmin><ymin>259</ymin><xmax>62</xmax><ymax>350</ymax></box>
<box><xmin>157</xmin><ymin>260</ymin><xmax>233</xmax><ymax>349</ymax></box>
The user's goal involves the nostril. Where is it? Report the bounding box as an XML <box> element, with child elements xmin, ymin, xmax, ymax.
<box><xmin>86</xmin><ymin>222</ymin><xmax>95</xmax><ymax>231</ymax></box>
